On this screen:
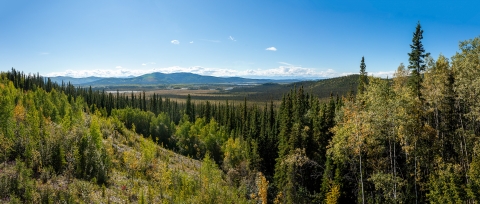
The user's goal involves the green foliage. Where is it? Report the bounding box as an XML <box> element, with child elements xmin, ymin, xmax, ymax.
<box><xmin>12</xmin><ymin>159</ymin><xmax>37</xmax><ymax>202</ymax></box>
<box><xmin>3</xmin><ymin>33</ymin><xmax>480</xmax><ymax>203</ymax></box>
<box><xmin>467</xmin><ymin>142</ymin><xmax>480</xmax><ymax>200</ymax></box>
<box><xmin>112</xmin><ymin>107</ymin><xmax>155</xmax><ymax>139</ymax></box>
<box><xmin>199</xmin><ymin>119</ymin><xmax>229</xmax><ymax>163</ymax></box>
<box><xmin>140</xmin><ymin>137</ymin><xmax>157</xmax><ymax>169</ymax></box>
<box><xmin>369</xmin><ymin>172</ymin><xmax>406</xmax><ymax>203</ymax></box>
<box><xmin>408</xmin><ymin>21</ymin><xmax>430</xmax><ymax>99</ymax></box>
<box><xmin>0</xmin><ymin>79</ymin><xmax>16</xmax><ymax>164</ymax></box>
<box><xmin>150</xmin><ymin>112</ymin><xmax>175</xmax><ymax>147</ymax></box>
<box><xmin>52</xmin><ymin>144</ymin><xmax>67</xmax><ymax>174</ymax></box>
<box><xmin>198</xmin><ymin>154</ymin><xmax>251</xmax><ymax>204</ymax></box>
<box><xmin>427</xmin><ymin>159</ymin><xmax>465</xmax><ymax>203</ymax></box>
<box><xmin>453</xmin><ymin>36</ymin><xmax>480</xmax><ymax>121</ymax></box>
<box><xmin>76</xmin><ymin>116</ymin><xmax>110</xmax><ymax>185</ymax></box>
<box><xmin>89</xmin><ymin>116</ymin><xmax>103</xmax><ymax>148</ymax></box>
<box><xmin>223</xmin><ymin>137</ymin><xmax>245</xmax><ymax>170</ymax></box>
<box><xmin>275</xmin><ymin>148</ymin><xmax>319</xmax><ymax>203</ymax></box>
<box><xmin>175</xmin><ymin>114</ymin><xmax>197</xmax><ymax>157</ymax></box>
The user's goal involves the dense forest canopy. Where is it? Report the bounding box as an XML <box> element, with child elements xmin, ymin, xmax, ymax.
<box><xmin>1</xmin><ymin>23</ymin><xmax>480</xmax><ymax>203</ymax></box>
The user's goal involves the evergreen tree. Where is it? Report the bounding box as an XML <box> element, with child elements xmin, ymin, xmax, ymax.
<box><xmin>186</xmin><ymin>94</ymin><xmax>194</xmax><ymax>122</ymax></box>
<box><xmin>408</xmin><ymin>22</ymin><xmax>430</xmax><ymax>99</ymax></box>
<box><xmin>358</xmin><ymin>56</ymin><xmax>367</xmax><ymax>95</ymax></box>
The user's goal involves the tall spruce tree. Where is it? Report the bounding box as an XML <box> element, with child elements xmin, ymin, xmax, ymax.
<box><xmin>408</xmin><ymin>22</ymin><xmax>430</xmax><ymax>99</ymax></box>
<box><xmin>186</xmin><ymin>94</ymin><xmax>194</xmax><ymax>122</ymax></box>
<box><xmin>358</xmin><ymin>56</ymin><xmax>367</xmax><ymax>95</ymax></box>
<box><xmin>407</xmin><ymin>22</ymin><xmax>432</xmax><ymax>203</ymax></box>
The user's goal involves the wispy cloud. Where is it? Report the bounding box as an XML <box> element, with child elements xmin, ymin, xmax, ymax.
<box><xmin>142</xmin><ymin>62</ymin><xmax>156</xmax><ymax>66</ymax></box>
<box><xmin>190</xmin><ymin>41</ymin><xmax>194</xmax><ymax>44</ymax></box>
<box><xmin>201</xmin><ymin>39</ymin><xmax>220</xmax><ymax>43</ymax></box>
<box><xmin>229</xmin><ymin>36</ymin><xmax>236</xmax><ymax>41</ymax></box>
<box><xmin>115</xmin><ymin>66</ymin><xmax>123</xmax><ymax>69</ymax></box>
<box><xmin>171</xmin><ymin>40</ymin><xmax>180</xmax><ymax>45</ymax></box>
<box><xmin>278</xmin><ymin>62</ymin><xmax>293</xmax><ymax>66</ymax></box>
<box><xmin>39</xmin><ymin>52</ymin><xmax>50</xmax><ymax>55</ymax></box>
<box><xmin>266</xmin><ymin>47</ymin><xmax>277</xmax><ymax>51</ymax></box>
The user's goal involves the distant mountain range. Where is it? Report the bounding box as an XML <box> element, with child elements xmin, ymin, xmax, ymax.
<box><xmin>49</xmin><ymin>72</ymin><xmax>313</xmax><ymax>86</ymax></box>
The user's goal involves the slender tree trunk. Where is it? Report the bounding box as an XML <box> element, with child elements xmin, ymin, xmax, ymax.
<box><xmin>393</xmin><ymin>133</ymin><xmax>397</xmax><ymax>201</ymax></box>
<box><xmin>459</xmin><ymin>110</ymin><xmax>470</xmax><ymax>184</ymax></box>
<box><xmin>358</xmin><ymin>137</ymin><xmax>365</xmax><ymax>204</ymax></box>
<box><xmin>355</xmin><ymin>114</ymin><xmax>365</xmax><ymax>204</ymax></box>
<box><xmin>390</xmin><ymin>121</ymin><xmax>397</xmax><ymax>202</ymax></box>
<box><xmin>414</xmin><ymin>141</ymin><xmax>418</xmax><ymax>204</ymax></box>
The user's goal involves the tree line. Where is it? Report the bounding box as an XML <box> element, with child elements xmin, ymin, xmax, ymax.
<box><xmin>1</xmin><ymin>22</ymin><xmax>480</xmax><ymax>203</ymax></box>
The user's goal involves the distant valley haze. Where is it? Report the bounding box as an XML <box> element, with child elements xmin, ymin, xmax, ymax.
<box><xmin>47</xmin><ymin>72</ymin><xmax>310</xmax><ymax>86</ymax></box>
<box><xmin>43</xmin><ymin>65</ymin><xmax>337</xmax><ymax>80</ymax></box>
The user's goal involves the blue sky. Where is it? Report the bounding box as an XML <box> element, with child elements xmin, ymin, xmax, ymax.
<box><xmin>1</xmin><ymin>0</ymin><xmax>479</xmax><ymax>79</ymax></box>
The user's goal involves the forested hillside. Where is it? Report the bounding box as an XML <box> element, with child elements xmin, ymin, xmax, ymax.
<box><xmin>0</xmin><ymin>72</ymin><xmax>255</xmax><ymax>203</ymax></box>
<box><xmin>229</xmin><ymin>74</ymin><xmax>359</xmax><ymax>101</ymax></box>
<box><xmin>1</xmin><ymin>23</ymin><xmax>480</xmax><ymax>203</ymax></box>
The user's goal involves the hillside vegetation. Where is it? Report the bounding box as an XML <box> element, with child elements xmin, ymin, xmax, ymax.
<box><xmin>0</xmin><ymin>75</ymin><xmax>256</xmax><ymax>203</ymax></box>
<box><xmin>1</xmin><ymin>24</ymin><xmax>480</xmax><ymax>203</ymax></box>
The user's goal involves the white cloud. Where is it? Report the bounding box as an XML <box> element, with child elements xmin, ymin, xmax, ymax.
<box><xmin>229</xmin><ymin>36</ymin><xmax>236</xmax><ymax>41</ymax></box>
<box><xmin>115</xmin><ymin>66</ymin><xmax>122</xmax><ymax>69</ymax></box>
<box><xmin>142</xmin><ymin>63</ymin><xmax>147</xmax><ymax>66</ymax></box>
<box><xmin>171</xmin><ymin>40</ymin><xmax>180</xmax><ymax>44</ymax></box>
<box><xmin>266</xmin><ymin>47</ymin><xmax>277</xmax><ymax>51</ymax></box>
<box><xmin>190</xmin><ymin>41</ymin><xmax>194</xmax><ymax>44</ymax></box>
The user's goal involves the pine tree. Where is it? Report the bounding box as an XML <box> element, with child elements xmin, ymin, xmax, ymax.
<box><xmin>186</xmin><ymin>94</ymin><xmax>194</xmax><ymax>122</ymax></box>
<box><xmin>408</xmin><ymin>22</ymin><xmax>430</xmax><ymax>100</ymax></box>
<box><xmin>358</xmin><ymin>56</ymin><xmax>367</xmax><ymax>95</ymax></box>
